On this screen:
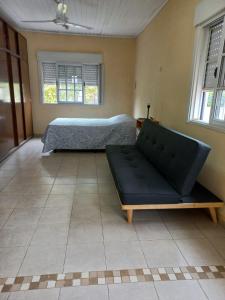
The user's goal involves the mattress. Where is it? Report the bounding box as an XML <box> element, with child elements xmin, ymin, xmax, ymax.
<box><xmin>41</xmin><ymin>114</ymin><xmax>136</xmax><ymax>152</ymax></box>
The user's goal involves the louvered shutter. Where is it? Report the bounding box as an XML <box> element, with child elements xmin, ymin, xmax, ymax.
<box><xmin>42</xmin><ymin>62</ymin><xmax>57</xmax><ymax>85</ymax></box>
<box><xmin>83</xmin><ymin>65</ymin><xmax>100</xmax><ymax>86</ymax></box>
<box><xmin>204</xmin><ymin>21</ymin><xmax>223</xmax><ymax>88</ymax></box>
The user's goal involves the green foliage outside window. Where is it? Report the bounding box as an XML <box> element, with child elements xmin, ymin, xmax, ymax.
<box><xmin>44</xmin><ymin>84</ymin><xmax>57</xmax><ymax>104</ymax></box>
<box><xmin>43</xmin><ymin>84</ymin><xmax>99</xmax><ymax>104</ymax></box>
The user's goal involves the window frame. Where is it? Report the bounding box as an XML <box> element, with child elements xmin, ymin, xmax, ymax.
<box><xmin>39</xmin><ymin>60</ymin><xmax>103</xmax><ymax>106</ymax></box>
<box><xmin>188</xmin><ymin>14</ymin><xmax>225</xmax><ymax>132</ymax></box>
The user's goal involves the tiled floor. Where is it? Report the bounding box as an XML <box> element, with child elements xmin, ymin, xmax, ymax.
<box><xmin>0</xmin><ymin>138</ymin><xmax>225</xmax><ymax>299</ymax></box>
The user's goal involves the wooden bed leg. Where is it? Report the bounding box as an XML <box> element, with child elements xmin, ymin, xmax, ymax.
<box><xmin>209</xmin><ymin>207</ymin><xmax>217</xmax><ymax>224</ymax></box>
<box><xmin>127</xmin><ymin>209</ymin><xmax>133</xmax><ymax>224</ymax></box>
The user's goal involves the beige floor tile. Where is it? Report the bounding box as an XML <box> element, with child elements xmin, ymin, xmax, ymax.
<box><xmin>39</xmin><ymin>207</ymin><xmax>71</xmax><ymax>224</ymax></box>
<box><xmin>0</xmin><ymin>246</ymin><xmax>27</xmax><ymax>277</ymax></box>
<box><xmin>103</xmin><ymin>220</ymin><xmax>138</xmax><ymax>241</ymax></box>
<box><xmin>0</xmin><ymin>208</ymin><xmax>13</xmax><ymax>227</ymax></box>
<box><xmin>175</xmin><ymin>238</ymin><xmax>224</xmax><ymax>265</ymax></box>
<box><xmin>197</xmin><ymin>222</ymin><xmax>225</xmax><ymax>239</ymax></box>
<box><xmin>155</xmin><ymin>280</ymin><xmax>207</xmax><ymax>300</ymax></box>
<box><xmin>99</xmin><ymin>194</ymin><xmax>120</xmax><ymax>207</ymax></box>
<box><xmin>76</xmin><ymin>177</ymin><xmax>98</xmax><ymax>184</ymax></box>
<box><xmin>101</xmin><ymin>206</ymin><xmax>126</xmax><ymax>223</ymax></box>
<box><xmin>60</xmin><ymin>286</ymin><xmax>109</xmax><ymax>300</ymax></box>
<box><xmin>165</xmin><ymin>220</ymin><xmax>204</xmax><ymax>239</ymax></box>
<box><xmin>75</xmin><ymin>183</ymin><xmax>98</xmax><ymax>194</ymax></box>
<box><xmin>31</xmin><ymin>223</ymin><xmax>69</xmax><ymax>246</ymax></box>
<box><xmin>0</xmin><ymin>224</ymin><xmax>36</xmax><ymax>247</ymax></box>
<box><xmin>19</xmin><ymin>245</ymin><xmax>66</xmax><ymax>275</ymax></box>
<box><xmin>6</xmin><ymin>208</ymin><xmax>43</xmax><ymax>225</ymax></box>
<box><xmin>54</xmin><ymin>177</ymin><xmax>76</xmax><ymax>185</ymax></box>
<box><xmin>68</xmin><ymin>220</ymin><xmax>103</xmax><ymax>243</ymax></box>
<box><xmin>51</xmin><ymin>184</ymin><xmax>76</xmax><ymax>195</ymax></box>
<box><xmin>71</xmin><ymin>206</ymin><xmax>101</xmax><ymax>222</ymax></box>
<box><xmin>98</xmin><ymin>183</ymin><xmax>117</xmax><ymax>194</ymax></box>
<box><xmin>141</xmin><ymin>240</ymin><xmax>187</xmax><ymax>267</ymax></box>
<box><xmin>207</xmin><ymin>237</ymin><xmax>225</xmax><ymax>259</ymax></box>
<box><xmin>16</xmin><ymin>195</ymin><xmax>48</xmax><ymax>208</ymax></box>
<box><xmin>109</xmin><ymin>282</ymin><xmax>158</xmax><ymax>300</ymax></box>
<box><xmin>64</xmin><ymin>243</ymin><xmax>106</xmax><ymax>272</ymax></box>
<box><xmin>8</xmin><ymin>288</ymin><xmax>60</xmax><ymax>300</ymax></box>
<box><xmin>105</xmin><ymin>241</ymin><xmax>147</xmax><ymax>270</ymax></box>
<box><xmin>74</xmin><ymin>193</ymin><xmax>99</xmax><ymax>207</ymax></box>
<box><xmin>199</xmin><ymin>279</ymin><xmax>225</xmax><ymax>300</ymax></box>
<box><xmin>135</xmin><ymin>220</ymin><xmax>172</xmax><ymax>240</ymax></box>
<box><xmin>0</xmin><ymin>194</ymin><xmax>23</xmax><ymax>208</ymax></box>
<box><xmin>46</xmin><ymin>195</ymin><xmax>74</xmax><ymax>207</ymax></box>
<box><xmin>26</xmin><ymin>184</ymin><xmax>53</xmax><ymax>195</ymax></box>
<box><xmin>0</xmin><ymin>293</ymin><xmax>9</xmax><ymax>300</ymax></box>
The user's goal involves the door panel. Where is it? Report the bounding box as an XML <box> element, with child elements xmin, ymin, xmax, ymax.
<box><xmin>0</xmin><ymin>51</ymin><xmax>14</xmax><ymax>159</ymax></box>
<box><xmin>0</xmin><ymin>20</ymin><xmax>6</xmax><ymax>49</ymax></box>
<box><xmin>18</xmin><ymin>34</ymin><xmax>28</xmax><ymax>61</ymax></box>
<box><xmin>11</xmin><ymin>56</ymin><xmax>25</xmax><ymax>143</ymax></box>
<box><xmin>7</xmin><ymin>27</ymin><xmax>18</xmax><ymax>54</ymax></box>
<box><xmin>20</xmin><ymin>60</ymin><xmax>33</xmax><ymax>138</ymax></box>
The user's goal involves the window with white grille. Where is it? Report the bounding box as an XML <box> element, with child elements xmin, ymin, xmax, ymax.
<box><xmin>189</xmin><ymin>16</ymin><xmax>225</xmax><ymax>130</ymax></box>
<box><xmin>41</xmin><ymin>62</ymin><xmax>102</xmax><ymax>105</ymax></box>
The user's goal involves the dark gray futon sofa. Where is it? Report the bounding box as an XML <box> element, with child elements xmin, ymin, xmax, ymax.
<box><xmin>106</xmin><ymin>120</ymin><xmax>223</xmax><ymax>223</ymax></box>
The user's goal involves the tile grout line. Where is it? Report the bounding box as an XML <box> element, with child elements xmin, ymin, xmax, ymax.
<box><xmin>133</xmin><ymin>216</ymin><xmax>161</xmax><ymax>300</ymax></box>
<box><xmin>162</xmin><ymin>218</ymin><xmax>190</xmax><ymax>267</ymax></box>
<box><xmin>95</xmin><ymin>153</ymin><xmax>110</xmax><ymax>300</ymax></box>
<box><xmin>197</xmin><ymin>279</ymin><xmax>210</xmax><ymax>300</ymax></box>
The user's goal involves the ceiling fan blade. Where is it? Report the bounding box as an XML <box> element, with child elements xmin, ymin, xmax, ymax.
<box><xmin>22</xmin><ymin>20</ymin><xmax>54</xmax><ymax>23</ymax></box>
<box><xmin>66</xmin><ymin>22</ymin><xmax>92</xmax><ymax>30</ymax></box>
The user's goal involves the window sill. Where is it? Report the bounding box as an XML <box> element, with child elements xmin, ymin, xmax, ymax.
<box><xmin>187</xmin><ymin>119</ymin><xmax>225</xmax><ymax>134</ymax></box>
<box><xmin>42</xmin><ymin>102</ymin><xmax>102</xmax><ymax>106</ymax></box>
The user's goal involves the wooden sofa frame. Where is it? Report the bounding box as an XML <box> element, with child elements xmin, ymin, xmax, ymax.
<box><xmin>121</xmin><ymin>202</ymin><xmax>224</xmax><ymax>224</ymax></box>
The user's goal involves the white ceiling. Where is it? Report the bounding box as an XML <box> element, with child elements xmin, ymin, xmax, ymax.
<box><xmin>0</xmin><ymin>0</ymin><xmax>167</xmax><ymax>37</ymax></box>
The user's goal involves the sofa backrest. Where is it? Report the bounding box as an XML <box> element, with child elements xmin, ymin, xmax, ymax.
<box><xmin>136</xmin><ymin>120</ymin><xmax>211</xmax><ymax>196</ymax></box>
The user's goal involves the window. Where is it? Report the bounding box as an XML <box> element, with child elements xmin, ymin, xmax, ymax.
<box><xmin>189</xmin><ymin>16</ymin><xmax>225</xmax><ymax>130</ymax></box>
<box><xmin>41</xmin><ymin>61</ymin><xmax>102</xmax><ymax>105</ymax></box>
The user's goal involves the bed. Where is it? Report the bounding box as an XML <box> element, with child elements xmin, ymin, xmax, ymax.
<box><xmin>41</xmin><ymin>114</ymin><xmax>136</xmax><ymax>152</ymax></box>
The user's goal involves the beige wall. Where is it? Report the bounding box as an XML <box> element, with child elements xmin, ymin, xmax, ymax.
<box><xmin>21</xmin><ymin>31</ymin><xmax>136</xmax><ymax>134</ymax></box>
<box><xmin>134</xmin><ymin>0</ymin><xmax>225</xmax><ymax>219</ymax></box>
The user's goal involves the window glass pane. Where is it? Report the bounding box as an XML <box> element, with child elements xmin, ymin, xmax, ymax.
<box><xmin>59</xmin><ymin>90</ymin><xmax>66</xmax><ymax>102</ymax></box>
<box><xmin>67</xmin><ymin>90</ymin><xmax>75</xmax><ymax>102</ymax></box>
<box><xmin>214</xmin><ymin>90</ymin><xmax>225</xmax><ymax>120</ymax></box>
<box><xmin>199</xmin><ymin>90</ymin><xmax>213</xmax><ymax>122</ymax></box>
<box><xmin>84</xmin><ymin>86</ymin><xmax>99</xmax><ymax>104</ymax></box>
<box><xmin>58</xmin><ymin>64</ymin><xmax>82</xmax><ymax>102</ymax></box>
<box><xmin>75</xmin><ymin>90</ymin><xmax>83</xmax><ymax>102</ymax></box>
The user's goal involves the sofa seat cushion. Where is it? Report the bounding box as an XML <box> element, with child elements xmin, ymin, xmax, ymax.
<box><xmin>106</xmin><ymin>145</ymin><xmax>180</xmax><ymax>205</ymax></box>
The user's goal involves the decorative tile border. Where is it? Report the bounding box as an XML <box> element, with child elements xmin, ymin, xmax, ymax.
<box><xmin>1</xmin><ymin>265</ymin><xmax>225</xmax><ymax>293</ymax></box>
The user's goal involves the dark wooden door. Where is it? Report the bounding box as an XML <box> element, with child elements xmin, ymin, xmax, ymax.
<box><xmin>0</xmin><ymin>20</ymin><xmax>6</xmax><ymax>49</ymax></box>
<box><xmin>20</xmin><ymin>60</ymin><xmax>33</xmax><ymax>138</ymax></box>
<box><xmin>11</xmin><ymin>55</ymin><xmax>25</xmax><ymax>144</ymax></box>
<box><xmin>18</xmin><ymin>34</ymin><xmax>33</xmax><ymax>138</ymax></box>
<box><xmin>0</xmin><ymin>51</ymin><xmax>15</xmax><ymax>159</ymax></box>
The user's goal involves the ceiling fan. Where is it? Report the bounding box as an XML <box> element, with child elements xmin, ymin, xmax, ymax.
<box><xmin>22</xmin><ymin>0</ymin><xmax>93</xmax><ymax>30</ymax></box>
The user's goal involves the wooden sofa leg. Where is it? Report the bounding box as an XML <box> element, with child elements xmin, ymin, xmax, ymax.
<box><xmin>127</xmin><ymin>209</ymin><xmax>133</xmax><ymax>224</ymax></box>
<box><xmin>209</xmin><ymin>207</ymin><xmax>217</xmax><ymax>224</ymax></box>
